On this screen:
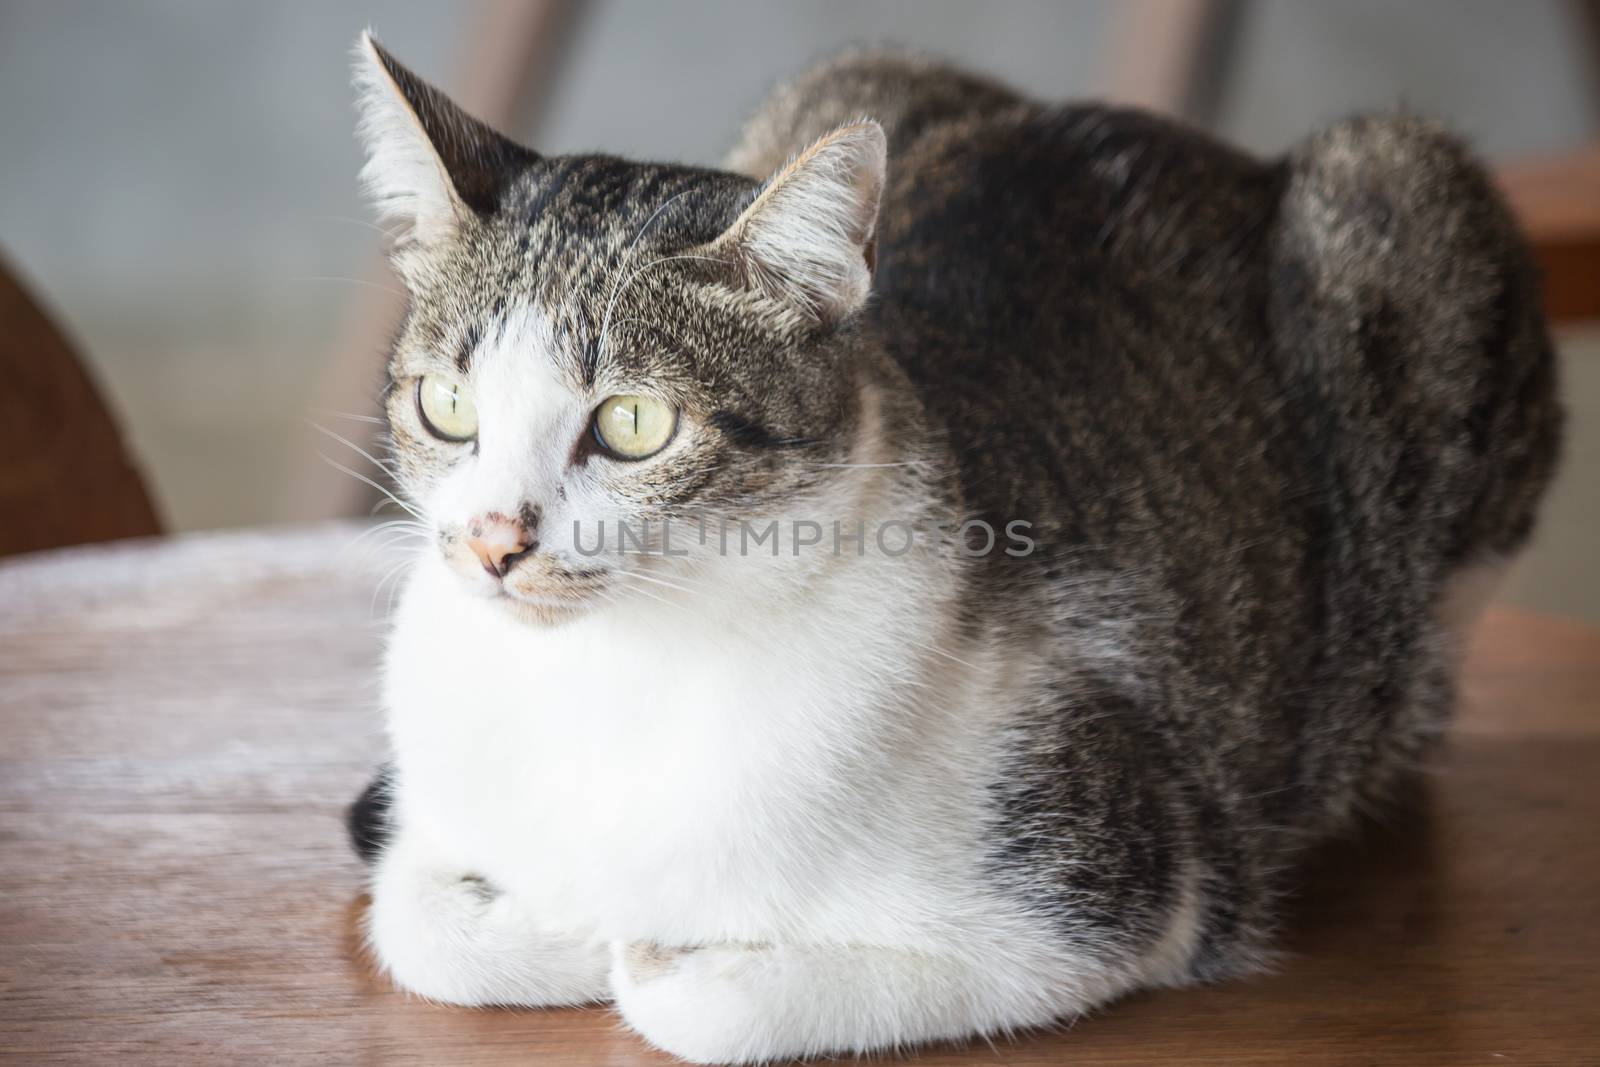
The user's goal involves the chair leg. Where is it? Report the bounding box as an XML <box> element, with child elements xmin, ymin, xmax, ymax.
<box><xmin>1101</xmin><ymin>0</ymin><xmax>1248</xmax><ymax>125</ymax></box>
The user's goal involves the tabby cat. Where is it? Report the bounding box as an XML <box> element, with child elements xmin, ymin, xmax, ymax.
<box><xmin>345</xmin><ymin>33</ymin><xmax>1562</xmax><ymax>1063</ymax></box>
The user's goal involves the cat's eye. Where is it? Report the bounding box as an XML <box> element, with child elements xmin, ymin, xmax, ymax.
<box><xmin>592</xmin><ymin>394</ymin><xmax>677</xmax><ymax>460</ymax></box>
<box><xmin>416</xmin><ymin>374</ymin><xmax>478</xmax><ymax>441</ymax></box>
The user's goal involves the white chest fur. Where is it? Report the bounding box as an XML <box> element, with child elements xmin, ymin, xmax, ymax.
<box><xmin>382</xmin><ymin>551</ymin><xmax>1007</xmax><ymax>946</ymax></box>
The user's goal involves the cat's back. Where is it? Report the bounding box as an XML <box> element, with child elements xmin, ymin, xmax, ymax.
<box><xmin>846</xmin><ymin>71</ymin><xmax>1297</xmax><ymax>583</ymax></box>
<box><xmin>724</xmin><ymin>49</ymin><xmax>1026</xmax><ymax>181</ymax></box>
<box><xmin>734</xmin><ymin>54</ymin><xmax>1291</xmax><ymax>521</ymax></box>
<box><xmin>729</xmin><ymin>51</ymin><xmax>1277</xmax><ymax>334</ymax></box>
<box><xmin>737</xmin><ymin>52</ymin><xmax>1559</xmax><ymax>578</ymax></box>
<box><xmin>731</xmin><ymin>52</ymin><xmax>1563</xmax><ymax>836</ymax></box>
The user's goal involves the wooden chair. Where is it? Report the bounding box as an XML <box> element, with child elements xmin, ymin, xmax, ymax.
<box><xmin>0</xmin><ymin>254</ymin><xmax>161</xmax><ymax>556</ymax></box>
<box><xmin>1498</xmin><ymin>144</ymin><xmax>1600</xmax><ymax>323</ymax></box>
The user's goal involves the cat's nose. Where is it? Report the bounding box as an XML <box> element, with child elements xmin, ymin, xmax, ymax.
<box><xmin>464</xmin><ymin>515</ymin><xmax>534</xmax><ymax>579</ymax></box>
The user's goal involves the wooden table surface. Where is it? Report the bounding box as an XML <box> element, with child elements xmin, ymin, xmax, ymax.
<box><xmin>2</xmin><ymin>525</ymin><xmax>1597</xmax><ymax>1065</ymax></box>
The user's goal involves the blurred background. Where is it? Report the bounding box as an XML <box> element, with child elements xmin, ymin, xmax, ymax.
<box><xmin>0</xmin><ymin>0</ymin><xmax>1596</xmax><ymax>618</ymax></box>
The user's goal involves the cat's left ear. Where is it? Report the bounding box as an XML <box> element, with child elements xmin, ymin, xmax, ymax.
<box><xmin>352</xmin><ymin>31</ymin><xmax>537</xmax><ymax>245</ymax></box>
<box><xmin>709</xmin><ymin>121</ymin><xmax>886</xmax><ymax>325</ymax></box>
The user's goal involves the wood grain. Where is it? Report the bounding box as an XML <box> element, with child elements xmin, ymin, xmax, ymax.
<box><xmin>0</xmin><ymin>256</ymin><xmax>162</xmax><ymax>556</ymax></box>
<box><xmin>1</xmin><ymin>525</ymin><xmax>1597</xmax><ymax>1064</ymax></box>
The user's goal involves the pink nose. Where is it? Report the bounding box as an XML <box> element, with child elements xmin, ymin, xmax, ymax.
<box><xmin>464</xmin><ymin>515</ymin><xmax>533</xmax><ymax>578</ymax></box>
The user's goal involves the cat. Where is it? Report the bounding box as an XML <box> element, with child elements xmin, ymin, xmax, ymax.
<box><xmin>344</xmin><ymin>33</ymin><xmax>1562</xmax><ymax>1064</ymax></box>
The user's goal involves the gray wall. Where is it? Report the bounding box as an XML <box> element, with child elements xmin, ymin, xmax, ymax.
<box><xmin>0</xmin><ymin>1</ymin><xmax>1595</xmax><ymax>618</ymax></box>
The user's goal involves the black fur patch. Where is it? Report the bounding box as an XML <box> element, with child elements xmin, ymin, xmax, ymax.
<box><xmin>708</xmin><ymin>411</ymin><xmax>813</xmax><ymax>450</ymax></box>
<box><xmin>346</xmin><ymin>764</ymin><xmax>396</xmax><ymax>865</ymax></box>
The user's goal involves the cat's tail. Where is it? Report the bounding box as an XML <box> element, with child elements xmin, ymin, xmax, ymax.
<box><xmin>1269</xmin><ymin>114</ymin><xmax>1564</xmax><ymax>573</ymax></box>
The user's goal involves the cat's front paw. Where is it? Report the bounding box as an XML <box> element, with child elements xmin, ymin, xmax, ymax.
<box><xmin>367</xmin><ymin>857</ymin><xmax>609</xmax><ymax>1007</ymax></box>
<box><xmin>367</xmin><ymin>866</ymin><xmax>506</xmax><ymax>1001</ymax></box>
<box><xmin>612</xmin><ymin>941</ymin><xmax>785</xmax><ymax>1064</ymax></box>
<box><xmin>612</xmin><ymin>938</ymin><xmax>1058</xmax><ymax>1062</ymax></box>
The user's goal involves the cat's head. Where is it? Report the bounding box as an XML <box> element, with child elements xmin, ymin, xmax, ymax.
<box><xmin>352</xmin><ymin>34</ymin><xmax>888</xmax><ymax>624</ymax></box>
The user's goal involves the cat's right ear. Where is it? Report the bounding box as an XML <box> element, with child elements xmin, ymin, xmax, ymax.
<box><xmin>708</xmin><ymin>121</ymin><xmax>886</xmax><ymax>326</ymax></box>
<box><xmin>352</xmin><ymin>31</ymin><xmax>536</xmax><ymax>245</ymax></box>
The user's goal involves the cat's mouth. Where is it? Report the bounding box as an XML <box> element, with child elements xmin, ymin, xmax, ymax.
<box><xmin>493</xmin><ymin>587</ymin><xmax>599</xmax><ymax>625</ymax></box>
<box><xmin>496</xmin><ymin>591</ymin><xmax>592</xmax><ymax>627</ymax></box>
<box><xmin>492</xmin><ymin>572</ymin><xmax>612</xmax><ymax>625</ymax></box>
<box><xmin>439</xmin><ymin>532</ymin><xmax>613</xmax><ymax>624</ymax></box>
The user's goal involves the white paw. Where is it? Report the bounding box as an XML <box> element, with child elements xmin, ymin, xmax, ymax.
<box><xmin>368</xmin><ymin>864</ymin><xmax>608</xmax><ymax>1007</ymax></box>
<box><xmin>611</xmin><ymin>941</ymin><xmax>790</xmax><ymax>1064</ymax></box>
<box><xmin>610</xmin><ymin>939</ymin><xmax>1072</xmax><ymax>1063</ymax></box>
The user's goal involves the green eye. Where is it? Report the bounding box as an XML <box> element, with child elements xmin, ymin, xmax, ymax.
<box><xmin>416</xmin><ymin>374</ymin><xmax>478</xmax><ymax>441</ymax></box>
<box><xmin>592</xmin><ymin>394</ymin><xmax>677</xmax><ymax>460</ymax></box>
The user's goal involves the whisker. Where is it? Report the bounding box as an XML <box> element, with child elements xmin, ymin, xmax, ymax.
<box><xmin>596</xmin><ymin>189</ymin><xmax>696</xmax><ymax>358</ymax></box>
<box><xmin>341</xmin><ymin>518</ymin><xmax>429</xmax><ymax>560</ymax></box>
<box><xmin>311</xmin><ymin>214</ymin><xmax>406</xmax><ymax>239</ymax></box>
<box><xmin>317</xmin><ymin>453</ymin><xmax>423</xmax><ymax>520</ymax></box>
<box><xmin>609</xmin><ymin>552</ymin><xmax>715</xmax><ymax>587</ymax></box>
<box><xmin>601</xmin><ymin>316</ymin><xmax>690</xmax><ymax>352</ymax></box>
<box><xmin>611</xmin><ymin>571</ymin><xmax>691</xmax><ymax>614</ymax></box>
<box><xmin>364</xmin><ymin>527</ymin><xmax>432</xmax><ymax>556</ymax></box>
<box><xmin>808</xmin><ymin>461</ymin><xmax>924</xmax><ymax>470</ymax></box>
<box><xmin>370</xmin><ymin>552</ymin><xmax>420</xmax><ymax>620</ymax></box>
<box><xmin>291</xmin><ymin>275</ymin><xmax>405</xmax><ymax>297</ymax></box>
<box><xmin>370</xmin><ymin>497</ymin><xmax>418</xmax><ymax>518</ymax></box>
<box><xmin>310</xmin><ymin>407</ymin><xmax>386</xmax><ymax>426</ymax></box>
<box><xmin>384</xmin><ymin>559</ymin><xmax>416</xmax><ymax>618</ymax></box>
<box><xmin>909</xmin><ymin>639</ymin><xmax>981</xmax><ymax>672</ymax></box>
<box><xmin>305</xmin><ymin>420</ymin><xmax>401</xmax><ymax>478</ymax></box>
<box><xmin>618</xmin><ymin>567</ymin><xmax>705</xmax><ymax>599</ymax></box>
<box><xmin>598</xmin><ymin>253</ymin><xmax>727</xmax><ymax>361</ymax></box>
<box><xmin>370</xmin><ymin>544</ymin><xmax>430</xmax><ymax>573</ymax></box>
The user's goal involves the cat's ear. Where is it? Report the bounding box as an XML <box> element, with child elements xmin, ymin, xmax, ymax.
<box><xmin>352</xmin><ymin>31</ymin><xmax>536</xmax><ymax>245</ymax></box>
<box><xmin>710</xmin><ymin>121</ymin><xmax>886</xmax><ymax>325</ymax></box>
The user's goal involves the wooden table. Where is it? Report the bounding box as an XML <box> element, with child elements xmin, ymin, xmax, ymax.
<box><xmin>2</xmin><ymin>526</ymin><xmax>1597</xmax><ymax>1065</ymax></box>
